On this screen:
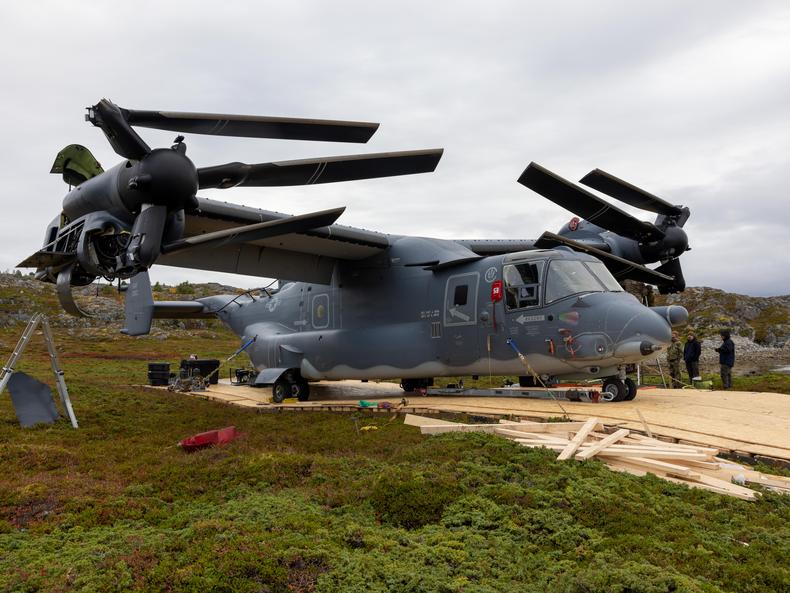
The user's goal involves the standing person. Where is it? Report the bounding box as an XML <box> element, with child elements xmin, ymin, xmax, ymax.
<box><xmin>715</xmin><ymin>330</ymin><xmax>735</xmax><ymax>390</ymax></box>
<box><xmin>683</xmin><ymin>333</ymin><xmax>701</xmax><ymax>384</ymax></box>
<box><xmin>667</xmin><ymin>331</ymin><xmax>683</xmax><ymax>388</ymax></box>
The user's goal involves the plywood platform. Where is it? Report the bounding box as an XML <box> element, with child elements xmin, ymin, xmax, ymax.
<box><xmin>151</xmin><ymin>380</ymin><xmax>790</xmax><ymax>463</ymax></box>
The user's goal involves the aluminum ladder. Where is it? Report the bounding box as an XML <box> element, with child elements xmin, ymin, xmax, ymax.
<box><xmin>0</xmin><ymin>313</ymin><xmax>78</xmax><ymax>428</ymax></box>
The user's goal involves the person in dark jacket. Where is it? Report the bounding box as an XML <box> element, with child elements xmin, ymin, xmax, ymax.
<box><xmin>714</xmin><ymin>329</ymin><xmax>735</xmax><ymax>389</ymax></box>
<box><xmin>683</xmin><ymin>333</ymin><xmax>702</xmax><ymax>383</ymax></box>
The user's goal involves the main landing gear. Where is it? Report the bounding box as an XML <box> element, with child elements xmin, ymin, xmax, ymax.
<box><xmin>272</xmin><ymin>372</ymin><xmax>310</xmax><ymax>403</ymax></box>
<box><xmin>600</xmin><ymin>377</ymin><xmax>638</xmax><ymax>402</ymax></box>
<box><xmin>401</xmin><ymin>378</ymin><xmax>433</xmax><ymax>393</ymax></box>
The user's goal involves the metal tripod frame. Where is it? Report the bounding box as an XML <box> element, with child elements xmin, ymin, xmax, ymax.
<box><xmin>0</xmin><ymin>313</ymin><xmax>78</xmax><ymax>428</ymax></box>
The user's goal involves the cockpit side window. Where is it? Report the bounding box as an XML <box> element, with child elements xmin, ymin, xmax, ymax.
<box><xmin>504</xmin><ymin>261</ymin><xmax>544</xmax><ymax>310</ymax></box>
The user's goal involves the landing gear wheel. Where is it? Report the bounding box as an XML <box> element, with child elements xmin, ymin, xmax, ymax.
<box><xmin>519</xmin><ymin>375</ymin><xmax>538</xmax><ymax>388</ymax></box>
<box><xmin>623</xmin><ymin>378</ymin><xmax>638</xmax><ymax>401</ymax></box>
<box><xmin>601</xmin><ymin>378</ymin><xmax>627</xmax><ymax>402</ymax></box>
<box><xmin>272</xmin><ymin>379</ymin><xmax>289</xmax><ymax>403</ymax></box>
<box><xmin>401</xmin><ymin>378</ymin><xmax>431</xmax><ymax>393</ymax></box>
<box><xmin>295</xmin><ymin>381</ymin><xmax>310</xmax><ymax>402</ymax></box>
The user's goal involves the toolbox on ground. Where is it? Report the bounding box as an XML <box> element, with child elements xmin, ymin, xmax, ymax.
<box><xmin>180</xmin><ymin>359</ymin><xmax>220</xmax><ymax>384</ymax></box>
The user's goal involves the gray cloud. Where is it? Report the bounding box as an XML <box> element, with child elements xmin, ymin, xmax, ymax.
<box><xmin>1</xmin><ymin>0</ymin><xmax>788</xmax><ymax>295</ymax></box>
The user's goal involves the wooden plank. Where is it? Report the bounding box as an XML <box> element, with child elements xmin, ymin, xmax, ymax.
<box><xmin>403</xmin><ymin>414</ymin><xmax>458</xmax><ymax>427</ymax></box>
<box><xmin>628</xmin><ymin>434</ymin><xmax>720</xmax><ymax>454</ymax></box>
<box><xmin>636</xmin><ymin>409</ymin><xmax>654</xmax><ymax>438</ymax></box>
<box><xmin>515</xmin><ymin>441</ymin><xmax>569</xmax><ymax>449</ymax></box>
<box><xmin>510</xmin><ymin>437</ymin><xmax>571</xmax><ymax>445</ymax></box>
<box><xmin>596</xmin><ymin>449</ymin><xmax>710</xmax><ymax>461</ymax></box>
<box><xmin>661</xmin><ymin>475</ymin><xmax>757</xmax><ymax>500</ymax></box>
<box><xmin>557</xmin><ymin>417</ymin><xmax>599</xmax><ymax>460</ymax></box>
<box><xmin>674</xmin><ymin>473</ymin><xmax>759</xmax><ymax>500</ymax></box>
<box><xmin>575</xmin><ymin>429</ymin><xmax>630</xmax><ymax>460</ymax></box>
<box><xmin>621</xmin><ymin>456</ymin><xmax>701</xmax><ymax>479</ymax></box>
<box><xmin>419</xmin><ymin>424</ymin><xmax>499</xmax><ymax>434</ymax></box>
<box><xmin>509</xmin><ymin>420</ymin><xmax>601</xmax><ymax>433</ymax></box>
<box><xmin>494</xmin><ymin>428</ymin><xmax>570</xmax><ymax>442</ymax></box>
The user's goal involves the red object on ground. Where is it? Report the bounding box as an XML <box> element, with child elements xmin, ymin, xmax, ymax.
<box><xmin>179</xmin><ymin>426</ymin><xmax>240</xmax><ymax>452</ymax></box>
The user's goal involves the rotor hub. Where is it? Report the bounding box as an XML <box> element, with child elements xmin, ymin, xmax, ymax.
<box><xmin>119</xmin><ymin>148</ymin><xmax>198</xmax><ymax>213</ymax></box>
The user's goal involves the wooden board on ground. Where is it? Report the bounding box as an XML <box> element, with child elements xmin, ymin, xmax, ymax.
<box><xmin>146</xmin><ymin>381</ymin><xmax>790</xmax><ymax>462</ymax></box>
<box><xmin>405</xmin><ymin>413</ymin><xmax>786</xmax><ymax>501</ymax></box>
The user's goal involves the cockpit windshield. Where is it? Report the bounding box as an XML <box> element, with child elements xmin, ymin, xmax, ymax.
<box><xmin>545</xmin><ymin>259</ymin><xmax>623</xmax><ymax>303</ymax></box>
<box><xmin>585</xmin><ymin>261</ymin><xmax>624</xmax><ymax>292</ymax></box>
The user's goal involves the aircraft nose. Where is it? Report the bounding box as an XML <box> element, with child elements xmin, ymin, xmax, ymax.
<box><xmin>608</xmin><ymin>304</ymin><xmax>671</xmax><ymax>358</ymax></box>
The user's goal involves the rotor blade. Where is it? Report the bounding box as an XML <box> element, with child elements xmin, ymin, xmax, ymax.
<box><xmin>654</xmin><ymin>258</ymin><xmax>686</xmax><ymax>293</ymax></box>
<box><xmin>579</xmin><ymin>169</ymin><xmax>684</xmax><ymax>217</ymax></box>
<box><xmin>124</xmin><ymin>109</ymin><xmax>379</xmax><ymax>143</ymax></box>
<box><xmin>86</xmin><ymin>99</ymin><xmax>151</xmax><ymax>160</ymax></box>
<box><xmin>197</xmin><ymin>148</ymin><xmax>443</xmax><ymax>189</ymax></box>
<box><xmin>161</xmin><ymin>207</ymin><xmax>346</xmax><ymax>255</ymax></box>
<box><xmin>534</xmin><ymin>231</ymin><xmax>674</xmax><ymax>286</ymax></box>
<box><xmin>518</xmin><ymin>163</ymin><xmax>665</xmax><ymax>242</ymax></box>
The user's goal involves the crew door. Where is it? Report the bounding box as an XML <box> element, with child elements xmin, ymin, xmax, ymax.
<box><xmin>441</xmin><ymin>272</ymin><xmax>480</xmax><ymax>366</ymax></box>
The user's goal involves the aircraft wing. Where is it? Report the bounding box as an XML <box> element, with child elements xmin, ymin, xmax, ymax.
<box><xmin>456</xmin><ymin>237</ymin><xmax>610</xmax><ymax>255</ymax></box>
<box><xmin>156</xmin><ymin>197</ymin><xmax>390</xmax><ymax>284</ymax></box>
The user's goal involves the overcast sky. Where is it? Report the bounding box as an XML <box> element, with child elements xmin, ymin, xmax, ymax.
<box><xmin>1</xmin><ymin>1</ymin><xmax>789</xmax><ymax>296</ymax></box>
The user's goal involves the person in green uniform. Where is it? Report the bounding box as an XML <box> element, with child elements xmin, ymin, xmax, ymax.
<box><xmin>667</xmin><ymin>331</ymin><xmax>683</xmax><ymax>389</ymax></box>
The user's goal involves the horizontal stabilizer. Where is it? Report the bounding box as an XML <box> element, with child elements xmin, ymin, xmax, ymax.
<box><xmin>17</xmin><ymin>251</ymin><xmax>75</xmax><ymax>269</ymax></box>
<box><xmin>534</xmin><ymin>231</ymin><xmax>674</xmax><ymax>286</ymax></box>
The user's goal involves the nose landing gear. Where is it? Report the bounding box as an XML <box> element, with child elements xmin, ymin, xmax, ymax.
<box><xmin>600</xmin><ymin>376</ymin><xmax>638</xmax><ymax>402</ymax></box>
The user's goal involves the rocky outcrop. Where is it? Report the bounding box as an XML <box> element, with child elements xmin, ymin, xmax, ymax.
<box><xmin>656</xmin><ymin>287</ymin><xmax>790</xmax><ymax>348</ymax></box>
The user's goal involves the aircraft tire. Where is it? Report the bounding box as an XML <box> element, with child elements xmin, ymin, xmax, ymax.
<box><xmin>519</xmin><ymin>375</ymin><xmax>539</xmax><ymax>388</ymax></box>
<box><xmin>272</xmin><ymin>379</ymin><xmax>288</xmax><ymax>403</ymax></box>
<box><xmin>295</xmin><ymin>381</ymin><xmax>310</xmax><ymax>402</ymax></box>
<box><xmin>623</xmin><ymin>378</ymin><xmax>638</xmax><ymax>401</ymax></box>
<box><xmin>601</xmin><ymin>377</ymin><xmax>627</xmax><ymax>402</ymax></box>
<box><xmin>401</xmin><ymin>378</ymin><xmax>431</xmax><ymax>393</ymax></box>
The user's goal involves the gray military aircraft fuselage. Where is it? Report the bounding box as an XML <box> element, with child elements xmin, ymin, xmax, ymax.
<box><xmin>196</xmin><ymin>236</ymin><xmax>687</xmax><ymax>401</ymax></box>
<box><xmin>19</xmin><ymin>100</ymin><xmax>693</xmax><ymax>403</ymax></box>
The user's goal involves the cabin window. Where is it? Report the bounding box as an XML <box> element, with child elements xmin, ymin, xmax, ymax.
<box><xmin>453</xmin><ymin>285</ymin><xmax>469</xmax><ymax>307</ymax></box>
<box><xmin>504</xmin><ymin>261</ymin><xmax>544</xmax><ymax>310</ymax></box>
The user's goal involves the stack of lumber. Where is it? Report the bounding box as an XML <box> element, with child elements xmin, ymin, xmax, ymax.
<box><xmin>404</xmin><ymin>414</ymin><xmax>790</xmax><ymax>501</ymax></box>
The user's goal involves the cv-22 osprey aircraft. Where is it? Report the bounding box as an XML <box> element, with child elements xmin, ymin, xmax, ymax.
<box><xmin>19</xmin><ymin>100</ymin><xmax>691</xmax><ymax>403</ymax></box>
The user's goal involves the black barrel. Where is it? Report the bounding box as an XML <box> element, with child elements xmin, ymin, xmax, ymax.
<box><xmin>148</xmin><ymin>362</ymin><xmax>171</xmax><ymax>386</ymax></box>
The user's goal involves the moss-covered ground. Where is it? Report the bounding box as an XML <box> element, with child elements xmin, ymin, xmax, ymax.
<box><xmin>1</xmin><ymin>328</ymin><xmax>789</xmax><ymax>593</ymax></box>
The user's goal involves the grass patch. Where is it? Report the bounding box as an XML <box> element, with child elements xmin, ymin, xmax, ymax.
<box><xmin>0</xmin><ymin>322</ymin><xmax>789</xmax><ymax>591</ymax></box>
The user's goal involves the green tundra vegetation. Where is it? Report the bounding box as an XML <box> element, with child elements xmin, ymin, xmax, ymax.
<box><xmin>1</xmin><ymin>327</ymin><xmax>789</xmax><ymax>593</ymax></box>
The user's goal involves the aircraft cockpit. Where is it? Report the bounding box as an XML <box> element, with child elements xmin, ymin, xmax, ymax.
<box><xmin>503</xmin><ymin>253</ymin><xmax>624</xmax><ymax>310</ymax></box>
